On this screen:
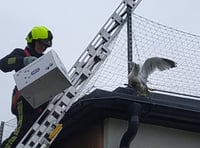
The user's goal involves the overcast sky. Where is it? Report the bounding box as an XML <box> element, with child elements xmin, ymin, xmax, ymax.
<box><xmin>0</xmin><ymin>0</ymin><xmax>200</xmax><ymax>121</ymax></box>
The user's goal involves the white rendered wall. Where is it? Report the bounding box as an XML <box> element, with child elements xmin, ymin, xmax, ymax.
<box><xmin>104</xmin><ymin>118</ymin><xmax>200</xmax><ymax>148</ymax></box>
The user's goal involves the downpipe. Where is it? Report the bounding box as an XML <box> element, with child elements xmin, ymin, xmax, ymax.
<box><xmin>119</xmin><ymin>103</ymin><xmax>142</xmax><ymax>148</ymax></box>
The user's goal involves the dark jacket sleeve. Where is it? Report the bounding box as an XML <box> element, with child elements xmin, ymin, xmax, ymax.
<box><xmin>0</xmin><ymin>48</ymin><xmax>26</xmax><ymax>72</ymax></box>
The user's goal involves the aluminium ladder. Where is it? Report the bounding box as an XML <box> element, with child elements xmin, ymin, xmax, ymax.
<box><xmin>16</xmin><ymin>0</ymin><xmax>142</xmax><ymax>147</ymax></box>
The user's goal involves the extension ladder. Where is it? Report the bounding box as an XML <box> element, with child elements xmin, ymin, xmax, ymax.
<box><xmin>16</xmin><ymin>0</ymin><xmax>142</xmax><ymax>147</ymax></box>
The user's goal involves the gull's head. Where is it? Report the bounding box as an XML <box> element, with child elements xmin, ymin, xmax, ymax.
<box><xmin>130</xmin><ymin>62</ymin><xmax>140</xmax><ymax>72</ymax></box>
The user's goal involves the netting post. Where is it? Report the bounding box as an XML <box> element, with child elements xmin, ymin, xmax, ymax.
<box><xmin>127</xmin><ymin>3</ymin><xmax>133</xmax><ymax>75</ymax></box>
<box><xmin>0</xmin><ymin>121</ymin><xmax>4</xmax><ymax>145</ymax></box>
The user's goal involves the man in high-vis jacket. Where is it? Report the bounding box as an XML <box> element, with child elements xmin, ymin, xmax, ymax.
<box><xmin>0</xmin><ymin>26</ymin><xmax>53</xmax><ymax>148</ymax></box>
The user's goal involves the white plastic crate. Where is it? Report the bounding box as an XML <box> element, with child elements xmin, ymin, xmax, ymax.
<box><xmin>14</xmin><ymin>50</ymin><xmax>72</xmax><ymax>108</ymax></box>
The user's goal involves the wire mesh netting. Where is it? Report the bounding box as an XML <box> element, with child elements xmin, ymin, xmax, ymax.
<box><xmin>1</xmin><ymin>118</ymin><xmax>16</xmax><ymax>142</ymax></box>
<box><xmin>79</xmin><ymin>13</ymin><xmax>200</xmax><ymax>99</ymax></box>
<box><xmin>131</xmin><ymin>14</ymin><xmax>200</xmax><ymax>99</ymax></box>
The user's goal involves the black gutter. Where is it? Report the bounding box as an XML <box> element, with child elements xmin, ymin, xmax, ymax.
<box><xmin>120</xmin><ymin>103</ymin><xmax>142</xmax><ymax>148</ymax></box>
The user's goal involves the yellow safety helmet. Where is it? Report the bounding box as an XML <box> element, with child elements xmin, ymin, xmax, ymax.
<box><xmin>26</xmin><ymin>26</ymin><xmax>53</xmax><ymax>47</ymax></box>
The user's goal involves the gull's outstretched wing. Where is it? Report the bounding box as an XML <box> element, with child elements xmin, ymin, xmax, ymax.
<box><xmin>141</xmin><ymin>57</ymin><xmax>176</xmax><ymax>80</ymax></box>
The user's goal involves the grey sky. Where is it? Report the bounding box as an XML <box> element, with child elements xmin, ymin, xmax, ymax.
<box><xmin>0</xmin><ymin>0</ymin><xmax>200</xmax><ymax>121</ymax></box>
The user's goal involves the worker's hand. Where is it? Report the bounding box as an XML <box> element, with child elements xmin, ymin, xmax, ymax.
<box><xmin>23</xmin><ymin>56</ymin><xmax>37</xmax><ymax>66</ymax></box>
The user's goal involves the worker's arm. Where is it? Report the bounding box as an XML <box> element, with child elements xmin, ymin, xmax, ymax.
<box><xmin>0</xmin><ymin>48</ymin><xmax>25</xmax><ymax>72</ymax></box>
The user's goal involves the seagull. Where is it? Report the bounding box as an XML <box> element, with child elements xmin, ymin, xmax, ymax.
<box><xmin>128</xmin><ymin>57</ymin><xmax>177</xmax><ymax>96</ymax></box>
